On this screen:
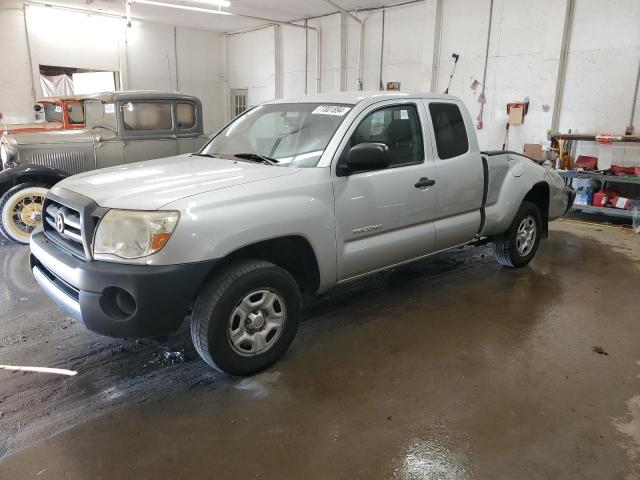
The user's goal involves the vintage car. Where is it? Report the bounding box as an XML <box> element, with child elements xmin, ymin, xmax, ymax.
<box><xmin>2</xmin><ymin>96</ymin><xmax>86</xmax><ymax>136</ymax></box>
<box><xmin>0</xmin><ymin>91</ymin><xmax>206</xmax><ymax>243</ymax></box>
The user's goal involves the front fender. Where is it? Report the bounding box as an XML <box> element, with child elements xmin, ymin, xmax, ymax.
<box><xmin>0</xmin><ymin>164</ymin><xmax>68</xmax><ymax>196</ymax></box>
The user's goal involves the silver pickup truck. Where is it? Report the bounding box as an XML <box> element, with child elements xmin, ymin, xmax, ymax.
<box><xmin>29</xmin><ymin>92</ymin><xmax>574</xmax><ymax>375</ymax></box>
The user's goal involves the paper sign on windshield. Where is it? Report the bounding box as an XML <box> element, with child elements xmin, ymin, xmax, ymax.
<box><xmin>312</xmin><ymin>105</ymin><xmax>351</xmax><ymax>116</ymax></box>
<box><xmin>104</xmin><ymin>103</ymin><xmax>115</xmax><ymax>114</ymax></box>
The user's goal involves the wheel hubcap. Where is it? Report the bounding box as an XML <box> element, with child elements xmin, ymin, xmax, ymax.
<box><xmin>10</xmin><ymin>193</ymin><xmax>44</xmax><ymax>235</ymax></box>
<box><xmin>516</xmin><ymin>215</ymin><xmax>536</xmax><ymax>257</ymax></box>
<box><xmin>228</xmin><ymin>289</ymin><xmax>286</xmax><ymax>357</ymax></box>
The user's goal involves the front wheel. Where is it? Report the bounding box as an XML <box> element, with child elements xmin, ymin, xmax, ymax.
<box><xmin>190</xmin><ymin>259</ymin><xmax>302</xmax><ymax>375</ymax></box>
<box><xmin>0</xmin><ymin>183</ymin><xmax>49</xmax><ymax>244</ymax></box>
<box><xmin>493</xmin><ymin>201</ymin><xmax>542</xmax><ymax>268</ymax></box>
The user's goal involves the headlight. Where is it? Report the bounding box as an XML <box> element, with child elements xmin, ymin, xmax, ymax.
<box><xmin>1</xmin><ymin>142</ymin><xmax>16</xmax><ymax>168</ymax></box>
<box><xmin>93</xmin><ymin>210</ymin><xmax>180</xmax><ymax>260</ymax></box>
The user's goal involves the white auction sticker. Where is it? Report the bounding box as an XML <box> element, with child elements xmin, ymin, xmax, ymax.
<box><xmin>54</xmin><ymin>106</ymin><xmax>62</xmax><ymax>113</ymax></box>
<box><xmin>312</xmin><ymin>105</ymin><xmax>351</xmax><ymax>116</ymax></box>
<box><xmin>104</xmin><ymin>103</ymin><xmax>115</xmax><ymax>114</ymax></box>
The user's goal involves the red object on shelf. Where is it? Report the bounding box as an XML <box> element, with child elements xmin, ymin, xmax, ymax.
<box><xmin>576</xmin><ymin>155</ymin><xmax>598</xmax><ymax>169</ymax></box>
<box><xmin>612</xmin><ymin>165</ymin><xmax>636</xmax><ymax>175</ymax></box>
<box><xmin>592</xmin><ymin>190</ymin><xmax>608</xmax><ymax>207</ymax></box>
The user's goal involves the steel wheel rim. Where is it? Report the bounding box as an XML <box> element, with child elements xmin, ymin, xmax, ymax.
<box><xmin>516</xmin><ymin>215</ymin><xmax>536</xmax><ymax>257</ymax></box>
<box><xmin>227</xmin><ymin>288</ymin><xmax>286</xmax><ymax>357</ymax></box>
<box><xmin>7</xmin><ymin>192</ymin><xmax>44</xmax><ymax>240</ymax></box>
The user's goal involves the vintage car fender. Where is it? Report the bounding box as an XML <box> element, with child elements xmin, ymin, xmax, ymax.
<box><xmin>0</xmin><ymin>164</ymin><xmax>68</xmax><ymax>196</ymax></box>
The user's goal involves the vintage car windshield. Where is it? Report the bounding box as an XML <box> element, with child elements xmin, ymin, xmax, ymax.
<box><xmin>201</xmin><ymin>103</ymin><xmax>353</xmax><ymax>167</ymax></box>
<box><xmin>42</xmin><ymin>103</ymin><xmax>63</xmax><ymax>123</ymax></box>
<box><xmin>85</xmin><ymin>100</ymin><xmax>117</xmax><ymax>131</ymax></box>
<box><xmin>66</xmin><ymin>101</ymin><xmax>84</xmax><ymax>124</ymax></box>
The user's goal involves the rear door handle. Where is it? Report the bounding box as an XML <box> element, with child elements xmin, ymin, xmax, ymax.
<box><xmin>415</xmin><ymin>177</ymin><xmax>436</xmax><ymax>188</ymax></box>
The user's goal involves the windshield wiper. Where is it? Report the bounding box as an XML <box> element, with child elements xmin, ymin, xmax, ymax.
<box><xmin>191</xmin><ymin>152</ymin><xmax>219</xmax><ymax>158</ymax></box>
<box><xmin>234</xmin><ymin>152</ymin><xmax>279</xmax><ymax>166</ymax></box>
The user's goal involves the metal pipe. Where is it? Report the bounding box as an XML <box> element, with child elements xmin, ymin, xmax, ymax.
<box><xmin>551</xmin><ymin>0</ymin><xmax>575</xmax><ymax>133</ymax></box>
<box><xmin>304</xmin><ymin>19</ymin><xmax>309</xmax><ymax>95</ymax></box>
<box><xmin>477</xmin><ymin>0</ymin><xmax>494</xmax><ymax>128</ymax></box>
<box><xmin>22</xmin><ymin>3</ymin><xmax>37</xmax><ymax>101</ymax></box>
<box><xmin>321</xmin><ymin>0</ymin><xmax>361</xmax><ymax>24</ymax></box>
<box><xmin>358</xmin><ymin>13</ymin><xmax>366</xmax><ymax>90</ymax></box>
<box><xmin>379</xmin><ymin>7</ymin><xmax>385</xmax><ymax>91</ymax></box>
<box><xmin>628</xmin><ymin>57</ymin><xmax>640</xmax><ymax>133</ymax></box>
<box><xmin>429</xmin><ymin>0</ymin><xmax>443</xmax><ymax>92</ymax></box>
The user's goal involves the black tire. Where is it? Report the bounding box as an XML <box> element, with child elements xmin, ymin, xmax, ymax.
<box><xmin>0</xmin><ymin>183</ymin><xmax>50</xmax><ymax>244</ymax></box>
<box><xmin>493</xmin><ymin>201</ymin><xmax>542</xmax><ymax>268</ymax></box>
<box><xmin>190</xmin><ymin>259</ymin><xmax>302</xmax><ymax>375</ymax></box>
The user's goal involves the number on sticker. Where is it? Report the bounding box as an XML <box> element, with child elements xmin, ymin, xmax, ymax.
<box><xmin>312</xmin><ymin>105</ymin><xmax>351</xmax><ymax>116</ymax></box>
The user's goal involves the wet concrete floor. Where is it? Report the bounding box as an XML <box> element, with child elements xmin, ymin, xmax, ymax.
<box><xmin>1</xmin><ymin>220</ymin><xmax>639</xmax><ymax>479</ymax></box>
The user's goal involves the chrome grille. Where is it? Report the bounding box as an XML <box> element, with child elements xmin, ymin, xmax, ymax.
<box><xmin>28</xmin><ymin>151</ymin><xmax>87</xmax><ymax>175</ymax></box>
<box><xmin>43</xmin><ymin>200</ymin><xmax>86</xmax><ymax>259</ymax></box>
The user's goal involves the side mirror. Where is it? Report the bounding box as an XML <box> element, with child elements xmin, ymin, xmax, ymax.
<box><xmin>340</xmin><ymin>142</ymin><xmax>391</xmax><ymax>176</ymax></box>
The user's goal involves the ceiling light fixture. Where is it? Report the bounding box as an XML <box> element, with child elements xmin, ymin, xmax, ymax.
<box><xmin>181</xmin><ymin>0</ymin><xmax>230</xmax><ymax>7</ymax></box>
<box><xmin>131</xmin><ymin>0</ymin><xmax>231</xmax><ymax>15</ymax></box>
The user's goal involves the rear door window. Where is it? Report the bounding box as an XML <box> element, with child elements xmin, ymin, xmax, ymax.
<box><xmin>428</xmin><ymin>102</ymin><xmax>469</xmax><ymax>159</ymax></box>
<box><xmin>122</xmin><ymin>102</ymin><xmax>173</xmax><ymax>131</ymax></box>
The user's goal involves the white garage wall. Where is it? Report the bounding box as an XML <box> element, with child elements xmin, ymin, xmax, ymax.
<box><xmin>0</xmin><ymin>3</ymin><xmax>226</xmax><ymax>134</ymax></box>
<box><xmin>226</xmin><ymin>26</ymin><xmax>276</xmax><ymax>107</ymax></box>
<box><xmin>226</xmin><ymin>0</ymin><xmax>639</xmax><ymax>154</ymax></box>
<box><xmin>0</xmin><ymin>6</ymin><xmax>34</xmax><ymax>123</ymax></box>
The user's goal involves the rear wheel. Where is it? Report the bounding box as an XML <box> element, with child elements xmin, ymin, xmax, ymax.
<box><xmin>190</xmin><ymin>259</ymin><xmax>302</xmax><ymax>375</ymax></box>
<box><xmin>493</xmin><ymin>201</ymin><xmax>542</xmax><ymax>268</ymax></box>
<box><xmin>0</xmin><ymin>183</ymin><xmax>49</xmax><ymax>244</ymax></box>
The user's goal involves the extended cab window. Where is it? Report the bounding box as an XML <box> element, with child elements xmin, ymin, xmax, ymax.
<box><xmin>176</xmin><ymin>103</ymin><xmax>196</xmax><ymax>129</ymax></box>
<box><xmin>350</xmin><ymin>104</ymin><xmax>423</xmax><ymax>167</ymax></box>
<box><xmin>429</xmin><ymin>102</ymin><xmax>469</xmax><ymax>159</ymax></box>
<box><xmin>123</xmin><ymin>102</ymin><xmax>173</xmax><ymax>131</ymax></box>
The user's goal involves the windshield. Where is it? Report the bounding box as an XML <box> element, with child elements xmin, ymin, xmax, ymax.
<box><xmin>84</xmin><ymin>100</ymin><xmax>117</xmax><ymax>131</ymax></box>
<box><xmin>42</xmin><ymin>103</ymin><xmax>63</xmax><ymax>123</ymax></box>
<box><xmin>201</xmin><ymin>103</ymin><xmax>352</xmax><ymax>167</ymax></box>
<box><xmin>66</xmin><ymin>101</ymin><xmax>84</xmax><ymax>125</ymax></box>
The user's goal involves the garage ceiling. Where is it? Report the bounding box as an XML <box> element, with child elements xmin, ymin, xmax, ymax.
<box><xmin>24</xmin><ymin>0</ymin><xmax>411</xmax><ymax>32</ymax></box>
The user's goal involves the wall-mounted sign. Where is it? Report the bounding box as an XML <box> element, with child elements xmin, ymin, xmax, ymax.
<box><xmin>386</xmin><ymin>82</ymin><xmax>401</xmax><ymax>91</ymax></box>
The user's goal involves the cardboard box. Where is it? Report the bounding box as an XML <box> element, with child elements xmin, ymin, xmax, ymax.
<box><xmin>508</xmin><ymin>105</ymin><xmax>524</xmax><ymax>125</ymax></box>
<box><xmin>523</xmin><ymin>143</ymin><xmax>543</xmax><ymax>161</ymax></box>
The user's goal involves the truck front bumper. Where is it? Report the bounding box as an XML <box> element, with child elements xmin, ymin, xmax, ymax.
<box><xmin>30</xmin><ymin>231</ymin><xmax>217</xmax><ymax>338</ymax></box>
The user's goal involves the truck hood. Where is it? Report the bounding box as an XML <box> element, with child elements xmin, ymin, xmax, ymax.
<box><xmin>57</xmin><ymin>154</ymin><xmax>300</xmax><ymax>210</ymax></box>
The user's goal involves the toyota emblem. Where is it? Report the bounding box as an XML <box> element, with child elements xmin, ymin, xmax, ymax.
<box><xmin>55</xmin><ymin>211</ymin><xmax>65</xmax><ymax>234</ymax></box>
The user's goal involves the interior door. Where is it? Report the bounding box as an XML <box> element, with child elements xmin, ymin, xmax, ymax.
<box><xmin>333</xmin><ymin>100</ymin><xmax>438</xmax><ymax>281</ymax></box>
<box><xmin>422</xmin><ymin>100</ymin><xmax>484</xmax><ymax>249</ymax></box>
<box><xmin>120</xmin><ymin>101</ymin><xmax>178</xmax><ymax>163</ymax></box>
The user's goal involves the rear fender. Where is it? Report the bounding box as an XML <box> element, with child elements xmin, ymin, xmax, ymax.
<box><xmin>0</xmin><ymin>164</ymin><xmax>67</xmax><ymax>196</ymax></box>
<box><xmin>481</xmin><ymin>158</ymin><xmax>549</xmax><ymax>236</ymax></box>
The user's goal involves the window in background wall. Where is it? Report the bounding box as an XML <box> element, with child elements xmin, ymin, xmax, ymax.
<box><xmin>39</xmin><ymin>65</ymin><xmax>119</xmax><ymax>96</ymax></box>
<box><xmin>72</xmin><ymin>71</ymin><xmax>116</xmax><ymax>94</ymax></box>
<box><xmin>230</xmin><ymin>89</ymin><xmax>248</xmax><ymax>119</ymax></box>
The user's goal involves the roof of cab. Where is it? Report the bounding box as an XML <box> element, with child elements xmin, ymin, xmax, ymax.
<box><xmin>266</xmin><ymin>91</ymin><xmax>460</xmax><ymax>106</ymax></box>
<box><xmin>79</xmin><ymin>90</ymin><xmax>200</xmax><ymax>103</ymax></box>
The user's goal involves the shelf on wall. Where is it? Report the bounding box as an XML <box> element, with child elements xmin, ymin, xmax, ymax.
<box><xmin>570</xmin><ymin>204</ymin><xmax>633</xmax><ymax>219</ymax></box>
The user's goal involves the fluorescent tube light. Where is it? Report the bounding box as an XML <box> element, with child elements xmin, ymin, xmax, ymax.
<box><xmin>132</xmin><ymin>0</ymin><xmax>231</xmax><ymax>14</ymax></box>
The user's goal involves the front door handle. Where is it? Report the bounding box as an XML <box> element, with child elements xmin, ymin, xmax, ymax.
<box><xmin>415</xmin><ymin>177</ymin><xmax>436</xmax><ymax>188</ymax></box>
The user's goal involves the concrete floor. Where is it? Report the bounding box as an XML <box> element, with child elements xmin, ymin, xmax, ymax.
<box><xmin>1</xmin><ymin>220</ymin><xmax>639</xmax><ymax>479</ymax></box>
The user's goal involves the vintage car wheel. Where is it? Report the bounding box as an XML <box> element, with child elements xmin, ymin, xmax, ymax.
<box><xmin>0</xmin><ymin>183</ymin><xmax>49</xmax><ymax>244</ymax></box>
<box><xmin>190</xmin><ymin>259</ymin><xmax>302</xmax><ymax>376</ymax></box>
